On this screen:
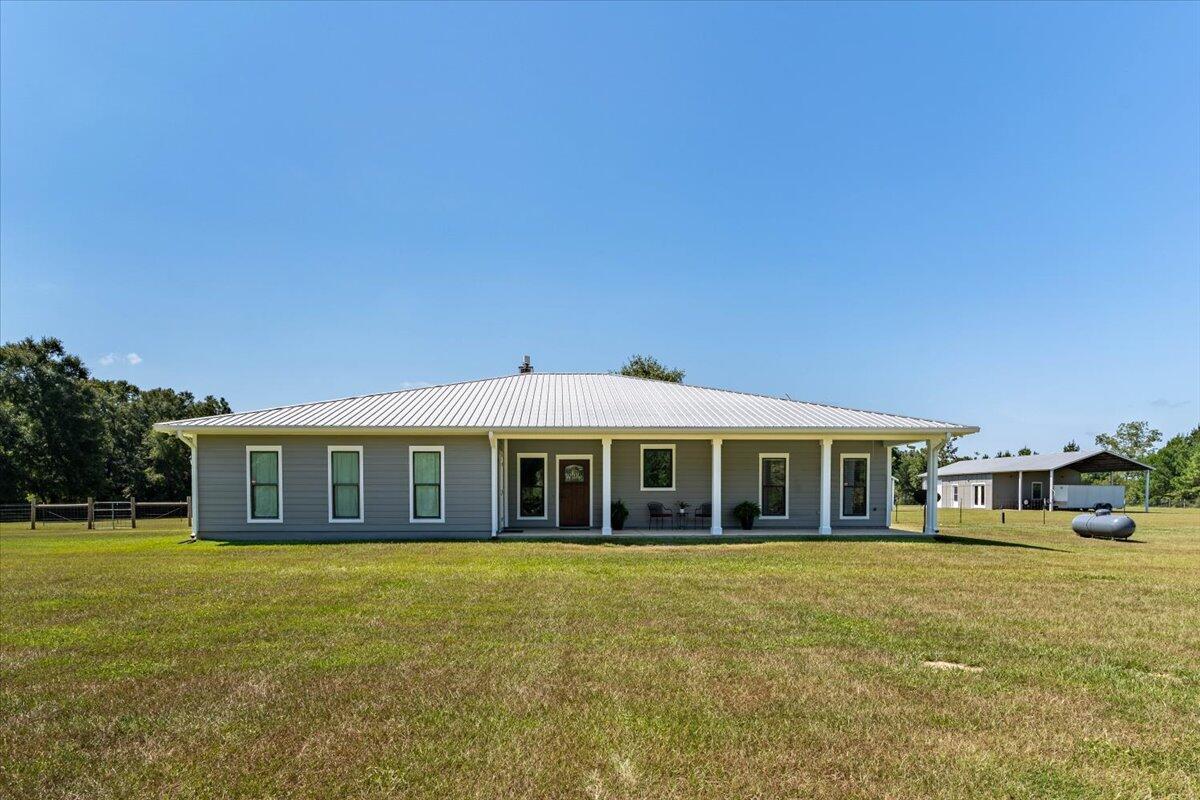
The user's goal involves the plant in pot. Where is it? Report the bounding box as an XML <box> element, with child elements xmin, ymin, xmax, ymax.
<box><xmin>611</xmin><ymin>499</ymin><xmax>630</xmax><ymax>531</ymax></box>
<box><xmin>732</xmin><ymin>501</ymin><xmax>761</xmax><ymax>531</ymax></box>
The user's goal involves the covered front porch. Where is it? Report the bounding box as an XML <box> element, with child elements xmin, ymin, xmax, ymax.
<box><xmin>486</xmin><ymin>433</ymin><xmax>950</xmax><ymax>537</ymax></box>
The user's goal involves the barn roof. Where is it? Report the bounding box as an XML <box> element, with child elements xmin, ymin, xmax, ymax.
<box><xmin>932</xmin><ymin>448</ymin><xmax>1152</xmax><ymax>476</ymax></box>
<box><xmin>154</xmin><ymin>373</ymin><xmax>977</xmax><ymax>436</ymax></box>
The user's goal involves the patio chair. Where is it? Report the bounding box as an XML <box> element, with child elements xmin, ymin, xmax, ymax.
<box><xmin>647</xmin><ymin>502</ymin><xmax>672</xmax><ymax>530</ymax></box>
<box><xmin>693</xmin><ymin>502</ymin><xmax>711</xmax><ymax>529</ymax></box>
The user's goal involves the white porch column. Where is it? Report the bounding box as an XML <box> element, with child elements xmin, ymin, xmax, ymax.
<box><xmin>188</xmin><ymin>433</ymin><xmax>198</xmax><ymax>539</ymax></box>
<box><xmin>884</xmin><ymin>445</ymin><xmax>894</xmax><ymax>528</ymax></box>
<box><xmin>1049</xmin><ymin>469</ymin><xmax>1055</xmax><ymax>512</ymax></box>
<box><xmin>924</xmin><ymin>438</ymin><xmax>940</xmax><ymax>535</ymax></box>
<box><xmin>819</xmin><ymin>437</ymin><xmax>832</xmax><ymax>535</ymax></box>
<box><xmin>710</xmin><ymin>438</ymin><xmax>723</xmax><ymax>535</ymax></box>
<box><xmin>489</xmin><ymin>432</ymin><xmax>498</xmax><ymax>537</ymax></box>
<box><xmin>601</xmin><ymin>437</ymin><xmax>613</xmax><ymax>535</ymax></box>
<box><xmin>1017</xmin><ymin>470</ymin><xmax>1023</xmax><ymax>511</ymax></box>
<box><xmin>1144</xmin><ymin>471</ymin><xmax>1151</xmax><ymax>512</ymax></box>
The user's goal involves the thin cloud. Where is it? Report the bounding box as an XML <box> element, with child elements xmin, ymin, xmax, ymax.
<box><xmin>1150</xmin><ymin>398</ymin><xmax>1189</xmax><ymax>409</ymax></box>
<box><xmin>99</xmin><ymin>353</ymin><xmax>116</xmax><ymax>366</ymax></box>
<box><xmin>125</xmin><ymin>353</ymin><xmax>142</xmax><ymax>365</ymax></box>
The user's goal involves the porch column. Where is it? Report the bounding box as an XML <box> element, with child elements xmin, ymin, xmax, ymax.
<box><xmin>1017</xmin><ymin>470</ymin><xmax>1023</xmax><ymax>511</ymax></box>
<box><xmin>189</xmin><ymin>434</ymin><xmax>198</xmax><ymax>539</ymax></box>
<box><xmin>1049</xmin><ymin>469</ymin><xmax>1055</xmax><ymax>511</ymax></box>
<box><xmin>924</xmin><ymin>438</ymin><xmax>940</xmax><ymax>535</ymax></box>
<box><xmin>710</xmin><ymin>438</ymin><xmax>723</xmax><ymax>535</ymax></box>
<box><xmin>884</xmin><ymin>445</ymin><xmax>893</xmax><ymax>527</ymax></box>
<box><xmin>818</xmin><ymin>437</ymin><xmax>832</xmax><ymax>535</ymax></box>
<box><xmin>489</xmin><ymin>432</ymin><xmax>498</xmax><ymax>537</ymax></box>
<box><xmin>601</xmin><ymin>437</ymin><xmax>613</xmax><ymax>535</ymax></box>
<box><xmin>1144</xmin><ymin>470</ymin><xmax>1150</xmax><ymax>512</ymax></box>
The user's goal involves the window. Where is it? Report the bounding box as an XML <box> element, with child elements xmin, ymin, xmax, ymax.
<box><xmin>327</xmin><ymin>446</ymin><xmax>364</xmax><ymax>523</ymax></box>
<box><xmin>1031</xmin><ymin>482</ymin><xmax>1043</xmax><ymax>501</ymax></box>
<box><xmin>640</xmin><ymin>444</ymin><xmax>675</xmax><ymax>491</ymax></box>
<box><xmin>517</xmin><ymin>453</ymin><xmax>547</xmax><ymax>520</ymax></box>
<box><xmin>840</xmin><ymin>453</ymin><xmax>870</xmax><ymax>519</ymax></box>
<box><xmin>973</xmin><ymin>484</ymin><xmax>986</xmax><ymax>507</ymax></box>
<box><xmin>759</xmin><ymin>454</ymin><xmax>789</xmax><ymax>518</ymax></box>
<box><xmin>410</xmin><ymin>445</ymin><xmax>445</xmax><ymax>523</ymax></box>
<box><xmin>951</xmin><ymin>484</ymin><xmax>959</xmax><ymax>503</ymax></box>
<box><xmin>246</xmin><ymin>446</ymin><xmax>282</xmax><ymax>523</ymax></box>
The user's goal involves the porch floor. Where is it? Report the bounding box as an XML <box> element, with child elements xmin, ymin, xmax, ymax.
<box><xmin>497</xmin><ymin>526</ymin><xmax>924</xmax><ymax>541</ymax></box>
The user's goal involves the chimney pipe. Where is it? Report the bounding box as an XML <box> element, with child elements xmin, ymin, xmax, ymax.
<box><xmin>518</xmin><ymin>355</ymin><xmax>533</xmax><ymax>374</ymax></box>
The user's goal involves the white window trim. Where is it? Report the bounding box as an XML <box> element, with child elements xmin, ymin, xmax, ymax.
<box><xmin>839</xmin><ymin>452</ymin><xmax>871</xmax><ymax>520</ymax></box>
<box><xmin>639</xmin><ymin>443</ymin><xmax>676</xmax><ymax>492</ymax></box>
<box><xmin>409</xmin><ymin>444</ymin><xmax>445</xmax><ymax>524</ymax></box>
<box><xmin>951</xmin><ymin>484</ymin><xmax>960</xmax><ymax>506</ymax></box>
<box><xmin>245</xmin><ymin>445</ymin><xmax>283</xmax><ymax>524</ymax></box>
<box><xmin>516</xmin><ymin>452</ymin><xmax>548</xmax><ymax>521</ymax></box>
<box><xmin>1030</xmin><ymin>481</ymin><xmax>1044</xmax><ymax>501</ymax></box>
<box><xmin>972</xmin><ymin>481</ymin><xmax>987</xmax><ymax>508</ymax></box>
<box><xmin>327</xmin><ymin>445</ymin><xmax>365</xmax><ymax>524</ymax></box>
<box><xmin>758</xmin><ymin>452</ymin><xmax>789</xmax><ymax>519</ymax></box>
<box><xmin>555</xmin><ymin>454</ymin><xmax>594</xmax><ymax>528</ymax></box>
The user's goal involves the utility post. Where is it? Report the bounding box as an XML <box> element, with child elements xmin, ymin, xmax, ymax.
<box><xmin>87</xmin><ymin>498</ymin><xmax>95</xmax><ymax>530</ymax></box>
<box><xmin>130</xmin><ymin>497</ymin><xmax>137</xmax><ymax>529</ymax></box>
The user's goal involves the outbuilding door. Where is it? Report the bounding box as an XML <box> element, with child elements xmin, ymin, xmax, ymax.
<box><xmin>558</xmin><ymin>458</ymin><xmax>591</xmax><ymax>528</ymax></box>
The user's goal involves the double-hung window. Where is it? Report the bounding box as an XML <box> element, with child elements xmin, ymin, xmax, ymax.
<box><xmin>410</xmin><ymin>445</ymin><xmax>445</xmax><ymax>523</ymax></box>
<box><xmin>517</xmin><ymin>453</ymin><xmax>547</xmax><ymax>520</ymax></box>
<box><xmin>328</xmin><ymin>445</ymin><xmax>364</xmax><ymax>523</ymax></box>
<box><xmin>759</xmin><ymin>453</ymin><xmax>788</xmax><ymax>518</ymax></box>
<box><xmin>640</xmin><ymin>444</ymin><xmax>675</xmax><ymax>491</ymax></box>
<box><xmin>246</xmin><ymin>445</ymin><xmax>282</xmax><ymax>523</ymax></box>
<box><xmin>840</xmin><ymin>453</ymin><xmax>870</xmax><ymax>519</ymax></box>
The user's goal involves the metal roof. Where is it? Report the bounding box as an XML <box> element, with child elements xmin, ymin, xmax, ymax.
<box><xmin>932</xmin><ymin>448</ymin><xmax>1152</xmax><ymax>476</ymax></box>
<box><xmin>153</xmin><ymin>373</ymin><xmax>978</xmax><ymax>435</ymax></box>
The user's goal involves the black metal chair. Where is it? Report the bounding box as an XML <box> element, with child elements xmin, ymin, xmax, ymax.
<box><xmin>693</xmin><ymin>502</ymin><xmax>711</xmax><ymax>529</ymax></box>
<box><xmin>647</xmin><ymin>502</ymin><xmax>672</xmax><ymax>530</ymax></box>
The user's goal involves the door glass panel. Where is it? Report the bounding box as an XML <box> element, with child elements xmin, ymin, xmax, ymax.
<box><xmin>564</xmin><ymin>464</ymin><xmax>585</xmax><ymax>483</ymax></box>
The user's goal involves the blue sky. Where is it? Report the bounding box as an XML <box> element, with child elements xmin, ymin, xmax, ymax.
<box><xmin>2</xmin><ymin>2</ymin><xmax>1197</xmax><ymax>454</ymax></box>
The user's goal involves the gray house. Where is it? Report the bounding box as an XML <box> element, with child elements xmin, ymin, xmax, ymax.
<box><xmin>154</xmin><ymin>369</ymin><xmax>977</xmax><ymax>540</ymax></box>
<box><xmin>926</xmin><ymin>450</ymin><xmax>1152</xmax><ymax>511</ymax></box>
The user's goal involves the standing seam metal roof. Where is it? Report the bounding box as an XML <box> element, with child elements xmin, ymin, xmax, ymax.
<box><xmin>155</xmin><ymin>373</ymin><xmax>978</xmax><ymax>432</ymax></box>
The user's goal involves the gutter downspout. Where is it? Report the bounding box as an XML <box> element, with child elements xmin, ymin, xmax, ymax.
<box><xmin>174</xmin><ymin>430</ymin><xmax>198</xmax><ymax>541</ymax></box>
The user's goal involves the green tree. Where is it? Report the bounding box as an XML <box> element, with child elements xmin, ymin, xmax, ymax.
<box><xmin>1063</xmin><ymin>440</ymin><xmax>1080</xmax><ymax>452</ymax></box>
<box><xmin>891</xmin><ymin>437</ymin><xmax>961</xmax><ymax>503</ymax></box>
<box><xmin>1148</xmin><ymin>427</ymin><xmax>1200</xmax><ymax>506</ymax></box>
<box><xmin>616</xmin><ymin>354</ymin><xmax>685</xmax><ymax>383</ymax></box>
<box><xmin>0</xmin><ymin>338</ymin><xmax>104</xmax><ymax>501</ymax></box>
<box><xmin>1017</xmin><ymin>447</ymin><xmax>1034</xmax><ymax>456</ymax></box>
<box><xmin>1095</xmin><ymin>421</ymin><xmax>1163</xmax><ymax>505</ymax></box>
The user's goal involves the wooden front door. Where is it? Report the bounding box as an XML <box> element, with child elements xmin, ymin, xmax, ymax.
<box><xmin>558</xmin><ymin>458</ymin><xmax>590</xmax><ymax>527</ymax></box>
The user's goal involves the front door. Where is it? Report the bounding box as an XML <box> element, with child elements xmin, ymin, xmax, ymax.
<box><xmin>558</xmin><ymin>458</ymin><xmax>590</xmax><ymax>527</ymax></box>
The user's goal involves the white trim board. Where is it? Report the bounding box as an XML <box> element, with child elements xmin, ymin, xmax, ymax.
<box><xmin>327</xmin><ymin>445</ymin><xmax>365</xmax><ymax>523</ymax></box>
<box><xmin>839</xmin><ymin>452</ymin><xmax>871</xmax><ymax>520</ymax></box>
<box><xmin>639</xmin><ymin>443</ymin><xmax>677</xmax><ymax>491</ymax></box>
<box><xmin>758</xmin><ymin>452</ymin><xmax>790</xmax><ymax>519</ymax></box>
<box><xmin>409</xmin><ymin>444</ymin><xmax>446</xmax><ymax>524</ymax></box>
<box><xmin>515</xmin><ymin>452</ymin><xmax>549</xmax><ymax>521</ymax></box>
<box><xmin>555</xmin><ymin>454</ymin><xmax>594</xmax><ymax>528</ymax></box>
<box><xmin>245</xmin><ymin>445</ymin><xmax>283</xmax><ymax>524</ymax></box>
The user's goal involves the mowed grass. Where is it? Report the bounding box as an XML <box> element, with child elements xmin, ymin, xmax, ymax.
<box><xmin>1</xmin><ymin>510</ymin><xmax>1198</xmax><ymax>799</ymax></box>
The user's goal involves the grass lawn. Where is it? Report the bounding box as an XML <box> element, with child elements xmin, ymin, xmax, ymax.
<box><xmin>2</xmin><ymin>509</ymin><xmax>1198</xmax><ymax>799</ymax></box>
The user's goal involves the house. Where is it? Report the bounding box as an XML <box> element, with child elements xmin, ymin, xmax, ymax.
<box><xmin>925</xmin><ymin>450</ymin><xmax>1152</xmax><ymax>511</ymax></box>
<box><xmin>153</xmin><ymin>366</ymin><xmax>978</xmax><ymax>541</ymax></box>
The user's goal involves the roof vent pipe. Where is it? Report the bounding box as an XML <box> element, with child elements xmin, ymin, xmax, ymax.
<box><xmin>518</xmin><ymin>355</ymin><xmax>533</xmax><ymax>374</ymax></box>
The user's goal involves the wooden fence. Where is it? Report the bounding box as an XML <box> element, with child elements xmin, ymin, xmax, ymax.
<box><xmin>0</xmin><ymin>498</ymin><xmax>191</xmax><ymax>529</ymax></box>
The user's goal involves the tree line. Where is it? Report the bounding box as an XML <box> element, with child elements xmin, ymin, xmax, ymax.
<box><xmin>0</xmin><ymin>338</ymin><xmax>230</xmax><ymax>503</ymax></box>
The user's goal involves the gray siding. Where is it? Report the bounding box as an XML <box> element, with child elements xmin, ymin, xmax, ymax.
<box><xmin>611</xmin><ymin>440</ymin><xmax>713</xmax><ymax>528</ymax></box>
<box><xmin>721</xmin><ymin>441</ymin><xmax>821</xmax><ymax>528</ymax></box>
<box><xmin>505</xmin><ymin>440</ymin><xmax>603</xmax><ymax>529</ymax></box>
<box><xmin>828</xmin><ymin>441</ymin><xmax>889</xmax><ymax>528</ymax></box>
<box><xmin>196</xmin><ymin>434</ymin><xmax>491</xmax><ymax>541</ymax></box>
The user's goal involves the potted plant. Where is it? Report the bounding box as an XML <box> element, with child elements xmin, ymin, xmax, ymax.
<box><xmin>611</xmin><ymin>500</ymin><xmax>629</xmax><ymax>531</ymax></box>
<box><xmin>732</xmin><ymin>501</ymin><xmax>761</xmax><ymax>531</ymax></box>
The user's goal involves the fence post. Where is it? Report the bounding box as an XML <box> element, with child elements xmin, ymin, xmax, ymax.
<box><xmin>30</xmin><ymin>500</ymin><xmax>36</xmax><ymax>530</ymax></box>
<box><xmin>186</xmin><ymin>495</ymin><xmax>192</xmax><ymax>528</ymax></box>
<box><xmin>87</xmin><ymin>498</ymin><xmax>95</xmax><ymax>530</ymax></box>
<box><xmin>130</xmin><ymin>497</ymin><xmax>137</xmax><ymax>529</ymax></box>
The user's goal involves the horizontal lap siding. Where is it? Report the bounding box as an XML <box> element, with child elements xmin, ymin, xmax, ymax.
<box><xmin>612</xmin><ymin>440</ymin><xmax>712</xmax><ymax>528</ymax></box>
<box><xmin>829</xmin><ymin>441</ymin><xmax>888</xmax><ymax>527</ymax></box>
<box><xmin>196</xmin><ymin>435</ymin><xmax>490</xmax><ymax>540</ymax></box>
<box><xmin>721</xmin><ymin>441</ymin><xmax>821</xmax><ymax>528</ymax></box>
<box><xmin>505</xmin><ymin>440</ymin><xmax>602</xmax><ymax>529</ymax></box>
